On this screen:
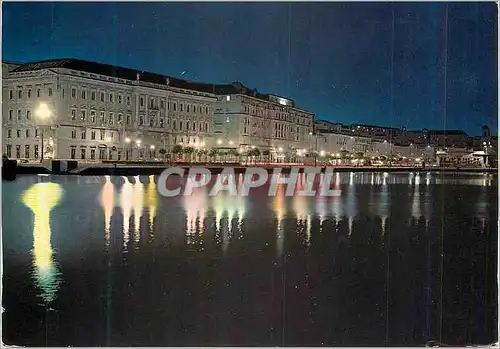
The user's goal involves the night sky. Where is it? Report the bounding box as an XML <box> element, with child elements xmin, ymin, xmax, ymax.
<box><xmin>2</xmin><ymin>2</ymin><xmax>497</xmax><ymax>135</ymax></box>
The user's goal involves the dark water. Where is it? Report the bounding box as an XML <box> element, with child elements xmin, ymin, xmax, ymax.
<box><xmin>2</xmin><ymin>172</ymin><xmax>498</xmax><ymax>346</ymax></box>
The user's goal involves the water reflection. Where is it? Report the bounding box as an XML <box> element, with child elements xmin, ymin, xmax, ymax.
<box><xmin>146</xmin><ymin>175</ymin><xmax>158</xmax><ymax>241</ymax></box>
<box><xmin>132</xmin><ymin>176</ymin><xmax>144</xmax><ymax>246</ymax></box>
<box><xmin>212</xmin><ymin>179</ymin><xmax>246</xmax><ymax>254</ymax></box>
<box><xmin>100</xmin><ymin>176</ymin><xmax>115</xmax><ymax>248</ymax></box>
<box><xmin>21</xmin><ymin>182</ymin><xmax>63</xmax><ymax>303</ymax></box>
<box><xmin>119</xmin><ymin>176</ymin><xmax>133</xmax><ymax>251</ymax></box>
<box><xmin>273</xmin><ymin>183</ymin><xmax>286</xmax><ymax>256</ymax></box>
<box><xmin>184</xmin><ymin>177</ymin><xmax>208</xmax><ymax>246</ymax></box>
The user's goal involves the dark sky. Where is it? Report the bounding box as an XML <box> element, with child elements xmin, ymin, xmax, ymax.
<box><xmin>3</xmin><ymin>2</ymin><xmax>497</xmax><ymax>135</ymax></box>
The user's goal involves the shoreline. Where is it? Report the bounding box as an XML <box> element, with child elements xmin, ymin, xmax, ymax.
<box><xmin>13</xmin><ymin>163</ymin><xmax>499</xmax><ymax>176</ymax></box>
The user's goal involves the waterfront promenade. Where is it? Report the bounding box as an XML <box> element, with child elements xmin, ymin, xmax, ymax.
<box><xmin>13</xmin><ymin>161</ymin><xmax>499</xmax><ymax>176</ymax></box>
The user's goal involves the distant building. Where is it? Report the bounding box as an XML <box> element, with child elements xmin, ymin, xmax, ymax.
<box><xmin>350</xmin><ymin>123</ymin><xmax>402</xmax><ymax>141</ymax></box>
<box><xmin>211</xmin><ymin>82</ymin><xmax>314</xmax><ymax>154</ymax></box>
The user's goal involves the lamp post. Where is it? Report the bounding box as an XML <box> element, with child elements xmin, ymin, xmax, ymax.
<box><xmin>125</xmin><ymin>137</ymin><xmax>131</xmax><ymax>160</ymax></box>
<box><xmin>35</xmin><ymin>103</ymin><xmax>52</xmax><ymax>162</ymax></box>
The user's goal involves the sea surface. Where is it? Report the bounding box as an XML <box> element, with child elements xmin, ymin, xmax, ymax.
<box><xmin>2</xmin><ymin>172</ymin><xmax>498</xmax><ymax>346</ymax></box>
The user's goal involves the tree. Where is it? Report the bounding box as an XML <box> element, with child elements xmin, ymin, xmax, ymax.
<box><xmin>340</xmin><ymin>150</ymin><xmax>350</xmax><ymax>159</ymax></box>
<box><xmin>172</xmin><ymin>145</ymin><xmax>183</xmax><ymax>154</ymax></box>
<box><xmin>262</xmin><ymin>149</ymin><xmax>270</xmax><ymax>163</ymax></box>
<box><xmin>158</xmin><ymin>148</ymin><xmax>167</xmax><ymax>159</ymax></box>
<box><xmin>356</xmin><ymin>151</ymin><xmax>364</xmax><ymax>159</ymax></box>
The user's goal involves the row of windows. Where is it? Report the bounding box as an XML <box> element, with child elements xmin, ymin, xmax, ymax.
<box><xmin>68</xmin><ymin>146</ymin><xmax>157</xmax><ymax>161</ymax></box>
<box><xmin>7</xmin><ymin>109</ymin><xmax>32</xmax><ymax>122</ymax></box>
<box><xmin>8</xmin><ymin>85</ymin><xmax>52</xmax><ymax>100</ymax></box>
<box><xmin>70</xmin><ymin>129</ymin><xmax>119</xmax><ymax>142</ymax></box>
<box><xmin>68</xmin><ymin>86</ymin><xmax>212</xmax><ymax>115</ymax></box>
<box><xmin>70</xmin><ymin>86</ymin><xmax>132</xmax><ymax>105</ymax></box>
<box><xmin>5</xmin><ymin>144</ymin><xmax>39</xmax><ymax>159</ymax></box>
<box><xmin>171</xmin><ymin>120</ymin><xmax>209</xmax><ymax>133</ymax></box>
<box><xmin>5</xmin><ymin>128</ymin><xmax>40</xmax><ymax>139</ymax></box>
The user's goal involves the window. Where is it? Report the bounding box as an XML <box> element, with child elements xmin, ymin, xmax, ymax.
<box><xmin>118</xmin><ymin>94</ymin><xmax>122</xmax><ymax>104</ymax></box>
<box><xmin>206</xmin><ymin>106</ymin><xmax>208</xmax><ymax>114</ymax></box>
<box><xmin>71</xmin><ymin>109</ymin><xmax>76</xmax><ymax>120</ymax></box>
<box><xmin>48</xmin><ymin>87</ymin><xmax>52</xmax><ymax>96</ymax></box>
<box><xmin>173</xmin><ymin>120</ymin><xmax>177</xmax><ymax>130</ymax></box>
<box><xmin>186</xmin><ymin>121</ymin><xmax>190</xmax><ymax>130</ymax></box>
<box><xmin>118</xmin><ymin>113</ymin><xmax>123</xmax><ymax>124</ymax></box>
<box><xmin>90</xmin><ymin>111</ymin><xmax>96</xmax><ymax>123</ymax></box>
<box><xmin>6</xmin><ymin>145</ymin><xmax>12</xmax><ymax>158</ymax></box>
<box><xmin>160</xmin><ymin>118</ymin><xmax>164</xmax><ymax>128</ymax></box>
<box><xmin>17</xmin><ymin>110</ymin><xmax>21</xmax><ymax>121</ymax></box>
<box><xmin>9</xmin><ymin>90</ymin><xmax>13</xmax><ymax>100</ymax></box>
<box><xmin>109</xmin><ymin>93</ymin><xmax>113</xmax><ymax>103</ymax></box>
<box><xmin>28</xmin><ymin>89</ymin><xmax>32</xmax><ymax>98</ymax></box>
<box><xmin>34</xmin><ymin>145</ymin><xmax>39</xmax><ymax>159</ymax></box>
<box><xmin>161</xmin><ymin>100</ymin><xmax>165</xmax><ymax>109</ymax></box>
<box><xmin>99</xmin><ymin>149</ymin><xmax>106</xmax><ymax>160</ymax></box>
<box><xmin>91</xmin><ymin>131</ymin><xmax>96</xmax><ymax>140</ymax></box>
<box><xmin>100</xmin><ymin>130</ymin><xmax>105</xmax><ymax>141</ymax></box>
<box><xmin>26</xmin><ymin>110</ymin><xmax>31</xmax><ymax>120</ymax></box>
<box><xmin>126</xmin><ymin>114</ymin><xmax>131</xmax><ymax>125</ymax></box>
<box><xmin>81</xmin><ymin>148</ymin><xmax>86</xmax><ymax>159</ymax></box>
<box><xmin>127</xmin><ymin>96</ymin><xmax>131</xmax><ymax>105</ymax></box>
<box><xmin>193</xmin><ymin>122</ymin><xmax>196</xmax><ymax>131</ymax></box>
<box><xmin>71</xmin><ymin>130</ymin><xmax>76</xmax><ymax>139</ymax></box>
<box><xmin>25</xmin><ymin>145</ymin><xmax>30</xmax><ymax>158</ymax></box>
<box><xmin>16</xmin><ymin>145</ymin><xmax>21</xmax><ymax>158</ymax></box>
<box><xmin>91</xmin><ymin>91</ymin><xmax>96</xmax><ymax>101</ymax></box>
<box><xmin>180</xmin><ymin>104</ymin><xmax>183</xmax><ymax>112</ymax></box>
<box><xmin>100</xmin><ymin>92</ymin><xmax>105</xmax><ymax>102</ymax></box>
<box><xmin>37</xmin><ymin>88</ymin><xmax>41</xmax><ymax>97</ymax></box>
<box><xmin>173</xmin><ymin>103</ymin><xmax>177</xmax><ymax>111</ymax></box>
<box><xmin>7</xmin><ymin>130</ymin><xmax>11</xmax><ymax>138</ymax></box>
<box><xmin>187</xmin><ymin>105</ymin><xmax>190</xmax><ymax>113</ymax></box>
<box><xmin>140</xmin><ymin>97</ymin><xmax>144</xmax><ymax>107</ymax></box>
<box><xmin>9</xmin><ymin>110</ymin><xmax>13</xmax><ymax>121</ymax></box>
<box><xmin>205</xmin><ymin>123</ymin><xmax>208</xmax><ymax>132</ymax></box>
<box><xmin>150</xmin><ymin>117</ymin><xmax>155</xmax><ymax>127</ymax></box>
<box><xmin>179</xmin><ymin>121</ymin><xmax>183</xmax><ymax>130</ymax></box>
<box><xmin>109</xmin><ymin>112</ymin><xmax>114</xmax><ymax>125</ymax></box>
<box><xmin>90</xmin><ymin>148</ymin><xmax>96</xmax><ymax>160</ymax></box>
<box><xmin>139</xmin><ymin>115</ymin><xmax>144</xmax><ymax>126</ymax></box>
<box><xmin>72</xmin><ymin>88</ymin><xmax>76</xmax><ymax>98</ymax></box>
<box><xmin>100</xmin><ymin>111</ymin><xmax>105</xmax><ymax>124</ymax></box>
<box><xmin>81</xmin><ymin>109</ymin><xmax>87</xmax><ymax>121</ymax></box>
<box><xmin>18</xmin><ymin>90</ymin><xmax>22</xmax><ymax>99</ymax></box>
<box><xmin>226</xmin><ymin>95</ymin><xmax>230</xmax><ymax>102</ymax></box>
<box><xmin>150</xmin><ymin>98</ymin><xmax>154</xmax><ymax>108</ymax></box>
<box><xmin>70</xmin><ymin>147</ymin><xmax>76</xmax><ymax>159</ymax></box>
<box><xmin>35</xmin><ymin>129</ymin><xmax>39</xmax><ymax>138</ymax></box>
<box><xmin>81</xmin><ymin>131</ymin><xmax>86</xmax><ymax>140</ymax></box>
<box><xmin>82</xmin><ymin>89</ymin><xmax>86</xmax><ymax>99</ymax></box>
<box><xmin>26</xmin><ymin>129</ymin><xmax>30</xmax><ymax>137</ymax></box>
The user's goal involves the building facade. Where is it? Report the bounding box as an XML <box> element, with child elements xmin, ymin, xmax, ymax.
<box><xmin>211</xmin><ymin>82</ymin><xmax>314</xmax><ymax>156</ymax></box>
<box><xmin>2</xmin><ymin>59</ymin><xmax>217</xmax><ymax>161</ymax></box>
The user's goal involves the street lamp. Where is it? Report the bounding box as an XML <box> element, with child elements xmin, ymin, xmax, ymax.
<box><xmin>217</xmin><ymin>139</ymin><xmax>223</xmax><ymax>145</ymax></box>
<box><xmin>150</xmin><ymin>145</ymin><xmax>155</xmax><ymax>150</ymax></box>
<box><xmin>35</xmin><ymin>103</ymin><xmax>52</xmax><ymax>161</ymax></box>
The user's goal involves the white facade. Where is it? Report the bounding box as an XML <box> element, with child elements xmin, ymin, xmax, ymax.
<box><xmin>2</xmin><ymin>61</ymin><xmax>216</xmax><ymax>161</ymax></box>
<box><xmin>212</xmin><ymin>92</ymin><xmax>314</xmax><ymax>155</ymax></box>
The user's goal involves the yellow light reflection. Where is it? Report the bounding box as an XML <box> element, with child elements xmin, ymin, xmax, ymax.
<box><xmin>21</xmin><ymin>182</ymin><xmax>63</xmax><ymax>303</ymax></box>
<box><xmin>184</xmin><ymin>180</ymin><xmax>208</xmax><ymax>245</ymax></box>
<box><xmin>273</xmin><ymin>183</ymin><xmax>286</xmax><ymax>256</ymax></box>
<box><xmin>331</xmin><ymin>172</ymin><xmax>343</xmax><ymax>222</ymax></box>
<box><xmin>100</xmin><ymin>176</ymin><xmax>115</xmax><ymax>248</ymax></box>
<box><xmin>212</xmin><ymin>187</ymin><xmax>246</xmax><ymax>254</ymax></box>
<box><xmin>293</xmin><ymin>188</ymin><xmax>311</xmax><ymax>244</ymax></box>
<box><xmin>119</xmin><ymin>176</ymin><xmax>133</xmax><ymax>250</ymax></box>
<box><xmin>146</xmin><ymin>175</ymin><xmax>158</xmax><ymax>241</ymax></box>
<box><xmin>132</xmin><ymin>176</ymin><xmax>145</xmax><ymax>246</ymax></box>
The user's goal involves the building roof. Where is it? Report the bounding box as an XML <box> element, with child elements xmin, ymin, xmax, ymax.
<box><xmin>12</xmin><ymin>58</ymin><xmax>220</xmax><ymax>94</ymax></box>
<box><xmin>10</xmin><ymin>58</ymin><xmax>309</xmax><ymax>111</ymax></box>
<box><xmin>428</xmin><ymin>130</ymin><xmax>468</xmax><ymax>136</ymax></box>
<box><xmin>351</xmin><ymin>123</ymin><xmax>401</xmax><ymax>131</ymax></box>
